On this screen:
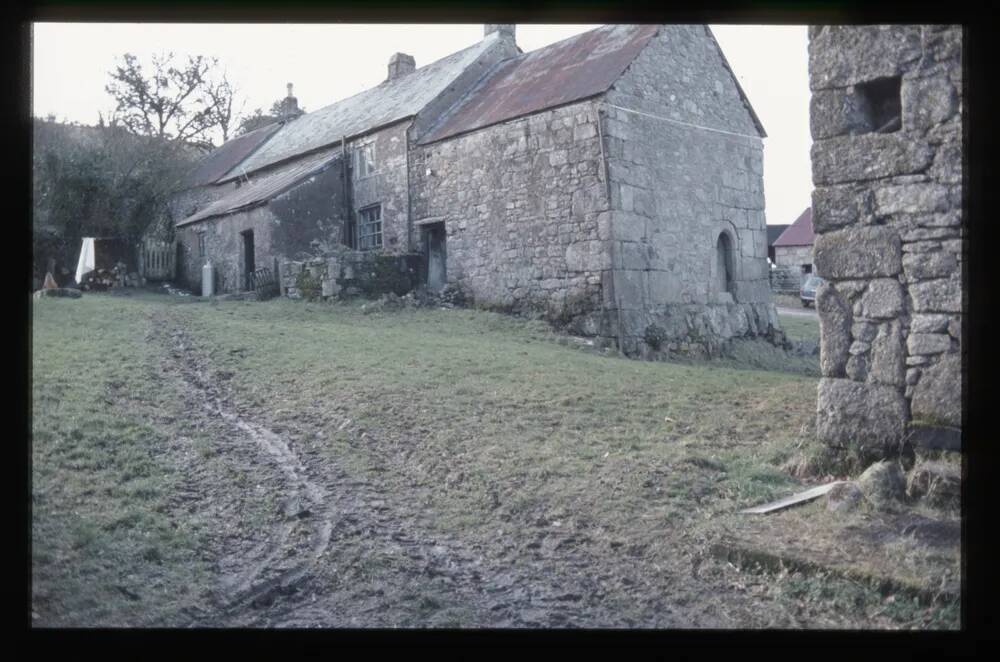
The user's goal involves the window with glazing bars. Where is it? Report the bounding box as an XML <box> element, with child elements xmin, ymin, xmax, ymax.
<box><xmin>354</xmin><ymin>142</ymin><xmax>376</xmax><ymax>179</ymax></box>
<box><xmin>358</xmin><ymin>205</ymin><xmax>382</xmax><ymax>250</ymax></box>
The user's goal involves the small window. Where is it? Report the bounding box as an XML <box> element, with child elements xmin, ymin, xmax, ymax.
<box><xmin>715</xmin><ymin>232</ymin><xmax>735</xmax><ymax>294</ymax></box>
<box><xmin>198</xmin><ymin>232</ymin><xmax>206</xmax><ymax>258</ymax></box>
<box><xmin>354</xmin><ymin>143</ymin><xmax>376</xmax><ymax>179</ymax></box>
<box><xmin>855</xmin><ymin>76</ymin><xmax>901</xmax><ymax>134</ymax></box>
<box><xmin>358</xmin><ymin>205</ymin><xmax>382</xmax><ymax>251</ymax></box>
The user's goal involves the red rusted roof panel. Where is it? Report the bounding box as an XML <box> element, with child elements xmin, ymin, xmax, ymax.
<box><xmin>773</xmin><ymin>207</ymin><xmax>815</xmax><ymax>247</ymax></box>
<box><xmin>419</xmin><ymin>24</ymin><xmax>660</xmax><ymax>144</ymax></box>
<box><xmin>183</xmin><ymin>122</ymin><xmax>282</xmax><ymax>188</ymax></box>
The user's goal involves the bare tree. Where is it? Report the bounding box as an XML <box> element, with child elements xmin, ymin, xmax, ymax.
<box><xmin>205</xmin><ymin>75</ymin><xmax>244</xmax><ymax>143</ymax></box>
<box><xmin>105</xmin><ymin>52</ymin><xmax>240</xmax><ymax>147</ymax></box>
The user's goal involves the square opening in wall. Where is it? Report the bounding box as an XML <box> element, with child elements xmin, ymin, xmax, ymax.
<box><xmin>855</xmin><ymin>75</ymin><xmax>902</xmax><ymax>134</ymax></box>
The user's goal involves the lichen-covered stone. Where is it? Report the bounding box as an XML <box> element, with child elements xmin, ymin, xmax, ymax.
<box><xmin>816</xmin><ymin>282</ymin><xmax>851</xmax><ymax>377</ymax></box>
<box><xmin>909</xmin><ymin>275</ymin><xmax>962</xmax><ymax>313</ymax></box>
<box><xmin>910</xmin><ymin>352</ymin><xmax>962</xmax><ymax>426</ymax></box>
<box><xmin>816</xmin><ymin>378</ymin><xmax>908</xmax><ymax>456</ymax></box>
<box><xmin>809</xmin><ymin>25</ymin><xmax>922</xmax><ymax>90</ymax></box>
<box><xmin>859</xmin><ymin>278</ymin><xmax>904</xmax><ymax>319</ymax></box>
<box><xmin>901</xmin><ymin>74</ymin><xmax>959</xmax><ymax>132</ymax></box>
<box><xmin>873</xmin><ymin>182</ymin><xmax>950</xmax><ymax>215</ymax></box>
<box><xmin>813</xmin><ymin>226</ymin><xmax>902</xmax><ymax>279</ymax></box>
<box><xmin>910</xmin><ymin>313</ymin><xmax>949</xmax><ymax>334</ymax></box>
<box><xmin>906</xmin><ymin>332</ymin><xmax>951</xmax><ymax>356</ymax></box>
<box><xmin>868</xmin><ymin>320</ymin><xmax>905</xmax><ymax>386</ymax></box>
<box><xmin>811</xmin><ymin>134</ymin><xmax>934</xmax><ymax>186</ymax></box>
<box><xmin>856</xmin><ymin>460</ymin><xmax>906</xmax><ymax>510</ymax></box>
<box><xmin>811</xmin><ymin>184</ymin><xmax>873</xmax><ymax>232</ymax></box>
<box><xmin>809</xmin><ymin>87</ymin><xmax>877</xmax><ymax>140</ymax></box>
<box><xmin>902</xmin><ymin>250</ymin><xmax>958</xmax><ymax>282</ymax></box>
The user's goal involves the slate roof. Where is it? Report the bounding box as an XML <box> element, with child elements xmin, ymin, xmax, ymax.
<box><xmin>177</xmin><ymin>146</ymin><xmax>343</xmax><ymax>227</ymax></box>
<box><xmin>773</xmin><ymin>208</ymin><xmax>815</xmax><ymax>247</ymax></box>
<box><xmin>418</xmin><ymin>24</ymin><xmax>659</xmax><ymax>145</ymax></box>
<box><xmin>226</xmin><ymin>37</ymin><xmax>506</xmax><ymax>178</ymax></box>
<box><xmin>182</xmin><ymin>122</ymin><xmax>282</xmax><ymax>189</ymax></box>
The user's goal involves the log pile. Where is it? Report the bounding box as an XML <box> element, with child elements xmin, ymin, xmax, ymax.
<box><xmin>80</xmin><ymin>261</ymin><xmax>130</xmax><ymax>291</ymax></box>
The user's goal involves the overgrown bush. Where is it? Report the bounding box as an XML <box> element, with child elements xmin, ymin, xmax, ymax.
<box><xmin>643</xmin><ymin>323</ymin><xmax>668</xmax><ymax>350</ymax></box>
<box><xmin>344</xmin><ymin>254</ymin><xmax>418</xmax><ymax>299</ymax></box>
<box><xmin>295</xmin><ymin>268</ymin><xmax>323</xmax><ymax>301</ymax></box>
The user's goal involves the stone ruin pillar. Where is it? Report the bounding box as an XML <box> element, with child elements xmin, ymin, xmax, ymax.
<box><xmin>808</xmin><ymin>26</ymin><xmax>963</xmax><ymax>460</ymax></box>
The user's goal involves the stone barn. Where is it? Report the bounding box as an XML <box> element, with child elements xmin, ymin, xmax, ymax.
<box><xmin>172</xmin><ymin>24</ymin><xmax>781</xmax><ymax>355</ymax></box>
<box><xmin>808</xmin><ymin>25</ymin><xmax>963</xmax><ymax>459</ymax></box>
<box><xmin>772</xmin><ymin>207</ymin><xmax>816</xmax><ymax>281</ymax></box>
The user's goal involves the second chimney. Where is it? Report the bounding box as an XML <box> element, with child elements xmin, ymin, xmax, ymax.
<box><xmin>484</xmin><ymin>24</ymin><xmax>516</xmax><ymax>41</ymax></box>
<box><xmin>387</xmin><ymin>52</ymin><xmax>416</xmax><ymax>81</ymax></box>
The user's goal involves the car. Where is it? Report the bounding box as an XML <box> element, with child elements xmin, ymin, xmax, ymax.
<box><xmin>800</xmin><ymin>274</ymin><xmax>824</xmax><ymax>307</ymax></box>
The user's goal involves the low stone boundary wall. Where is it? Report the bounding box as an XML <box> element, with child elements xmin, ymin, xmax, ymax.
<box><xmin>280</xmin><ymin>251</ymin><xmax>424</xmax><ymax>301</ymax></box>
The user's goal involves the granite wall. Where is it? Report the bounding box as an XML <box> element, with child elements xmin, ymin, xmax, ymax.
<box><xmin>600</xmin><ymin>25</ymin><xmax>781</xmax><ymax>355</ymax></box>
<box><xmin>411</xmin><ymin>100</ymin><xmax>610</xmax><ymax>331</ymax></box>
<box><xmin>808</xmin><ymin>25</ymin><xmax>963</xmax><ymax>458</ymax></box>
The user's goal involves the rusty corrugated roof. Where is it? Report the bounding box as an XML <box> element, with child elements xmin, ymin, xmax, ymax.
<box><xmin>177</xmin><ymin>146</ymin><xmax>343</xmax><ymax>227</ymax></box>
<box><xmin>418</xmin><ymin>25</ymin><xmax>660</xmax><ymax>145</ymax></box>
<box><xmin>773</xmin><ymin>208</ymin><xmax>815</xmax><ymax>247</ymax></box>
<box><xmin>182</xmin><ymin>122</ymin><xmax>283</xmax><ymax>189</ymax></box>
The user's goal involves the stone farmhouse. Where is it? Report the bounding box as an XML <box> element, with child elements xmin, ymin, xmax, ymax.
<box><xmin>171</xmin><ymin>24</ymin><xmax>780</xmax><ymax>355</ymax></box>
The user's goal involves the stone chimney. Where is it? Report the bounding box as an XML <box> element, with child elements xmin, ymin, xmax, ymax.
<box><xmin>278</xmin><ymin>83</ymin><xmax>303</xmax><ymax>122</ymax></box>
<box><xmin>484</xmin><ymin>24</ymin><xmax>515</xmax><ymax>41</ymax></box>
<box><xmin>387</xmin><ymin>52</ymin><xmax>416</xmax><ymax>81</ymax></box>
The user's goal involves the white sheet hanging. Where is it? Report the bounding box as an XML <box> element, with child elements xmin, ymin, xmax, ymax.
<box><xmin>75</xmin><ymin>237</ymin><xmax>96</xmax><ymax>284</ymax></box>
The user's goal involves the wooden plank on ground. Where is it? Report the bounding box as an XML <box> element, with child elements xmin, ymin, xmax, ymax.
<box><xmin>740</xmin><ymin>481</ymin><xmax>844</xmax><ymax>515</ymax></box>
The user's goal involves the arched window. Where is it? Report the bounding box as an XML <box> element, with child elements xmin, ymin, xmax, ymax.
<box><xmin>715</xmin><ymin>232</ymin><xmax>735</xmax><ymax>294</ymax></box>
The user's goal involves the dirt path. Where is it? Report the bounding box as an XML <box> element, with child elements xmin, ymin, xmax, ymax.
<box><xmin>140</xmin><ymin>306</ymin><xmax>748</xmax><ymax>628</ymax></box>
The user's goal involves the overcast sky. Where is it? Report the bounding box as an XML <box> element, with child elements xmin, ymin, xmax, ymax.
<box><xmin>31</xmin><ymin>23</ymin><xmax>812</xmax><ymax>227</ymax></box>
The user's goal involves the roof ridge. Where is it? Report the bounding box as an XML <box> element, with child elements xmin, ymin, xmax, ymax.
<box><xmin>306</xmin><ymin>37</ymin><xmax>491</xmax><ymax>118</ymax></box>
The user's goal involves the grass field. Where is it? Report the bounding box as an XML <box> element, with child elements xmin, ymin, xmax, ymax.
<box><xmin>30</xmin><ymin>292</ymin><xmax>956</xmax><ymax>628</ymax></box>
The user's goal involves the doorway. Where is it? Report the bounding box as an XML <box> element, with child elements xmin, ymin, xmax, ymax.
<box><xmin>425</xmin><ymin>223</ymin><xmax>447</xmax><ymax>293</ymax></box>
<box><xmin>242</xmin><ymin>229</ymin><xmax>255</xmax><ymax>290</ymax></box>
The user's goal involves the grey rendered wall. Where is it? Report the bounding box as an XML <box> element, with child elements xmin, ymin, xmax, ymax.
<box><xmin>601</xmin><ymin>25</ymin><xmax>779</xmax><ymax>354</ymax></box>
<box><xmin>808</xmin><ymin>25</ymin><xmax>963</xmax><ymax>458</ymax></box>
<box><xmin>411</xmin><ymin>100</ymin><xmax>610</xmax><ymax>331</ymax></box>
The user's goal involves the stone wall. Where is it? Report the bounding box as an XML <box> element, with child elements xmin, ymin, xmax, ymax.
<box><xmin>808</xmin><ymin>25</ymin><xmax>963</xmax><ymax>458</ymax></box>
<box><xmin>411</xmin><ymin>100</ymin><xmax>609</xmax><ymax>331</ymax></box>
<box><xmin>177</xmin><ymin>160</ymin><xmax>347</xmax><ymax>293</ymax></box>
<box><xmin>349</xmin><ymin>121</ymin><xmax>412</xmax><ymax>253</ymax></box>
<box><xmin>279</xmin><ymin>251</ymin><xmax>423</xmax><ymax>300</ymax></box>
<box><xmin>601</xmin><ymin>25</ymin><xmax>780</xmax><ymax>354</ymax></box>
<box><xmin>773</xmin><ymin>245</ymin><xmax>814</xmax><ymax>271</ymax></box>
<box><xmin>177</xmin><ymin>206</ymin><xmax>277</xmax><ymax>294</ymax></box>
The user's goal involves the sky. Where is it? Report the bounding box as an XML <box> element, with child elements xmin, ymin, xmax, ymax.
<box><xmin>31</xmin><ymin>23</ymin><xmax>812</xmax><ymax>227</ymax></box>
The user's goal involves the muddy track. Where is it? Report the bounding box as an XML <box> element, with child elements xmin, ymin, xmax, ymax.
<box><xmin>144</xmin><ymin>307</ymin><xmax>729</xmax><ymax>628</ymax></box>
<box><xmin>146</xmin><ymin>309</ymin><xmax>513</xmax><ymax>626</ymax></box>
<box><xmin>148</xmin><ymin>312</ymin><xmax>335</xmax><ymax>623</ymax></box>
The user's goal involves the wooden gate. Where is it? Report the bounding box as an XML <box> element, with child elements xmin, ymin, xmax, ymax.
<box><xmin>140</xmin><ymin>239</ymin><xmax>176</xmax><ymax>281</ymax></box>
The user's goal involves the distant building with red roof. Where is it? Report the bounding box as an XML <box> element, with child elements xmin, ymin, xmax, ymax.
<box><xmin>772</xmin><ymin>207</ymin><xmax>815</xmax><ymax>279</ymax></box>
